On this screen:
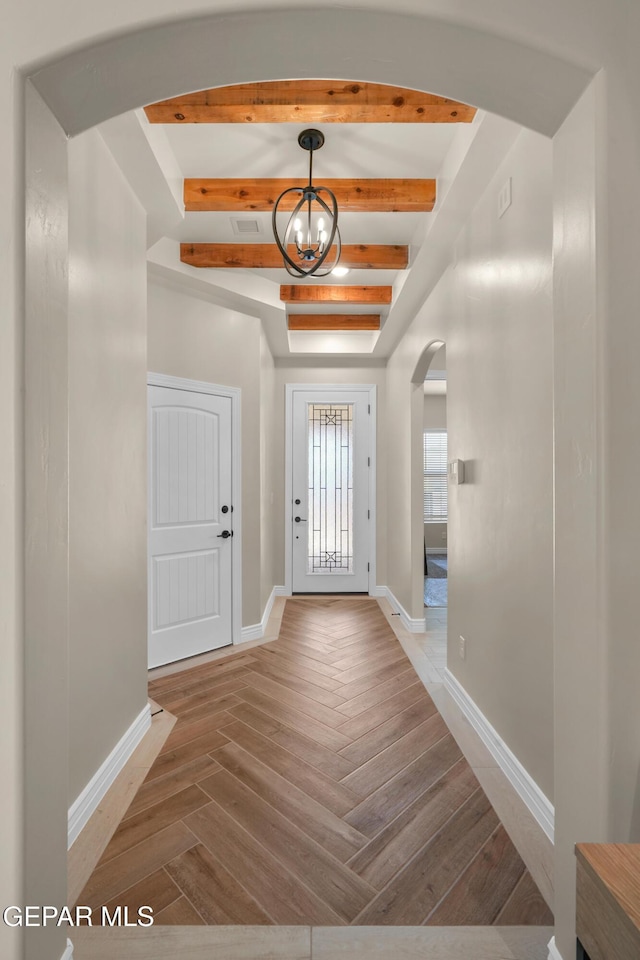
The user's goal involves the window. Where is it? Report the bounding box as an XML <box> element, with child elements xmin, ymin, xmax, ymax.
<box><xmin>424</xmin><ymin>431</ymin><xmax>448</xmax><ymax>522</ymax></box>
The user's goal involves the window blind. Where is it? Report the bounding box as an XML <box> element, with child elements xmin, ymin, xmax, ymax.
<box><xmin>424</xmin><ymin>431</ymin><xmax>448</xmax><ymax>522</ymax></box>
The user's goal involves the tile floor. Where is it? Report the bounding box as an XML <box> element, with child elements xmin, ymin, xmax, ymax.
<box><xmin>417</xmin><ymin>606</ymin><xmax>448</xmax><ymax>679</ymax></box>
<box><xmin>384</xmin><ymin>601</ymin><xmax>554</xmax><ymax>913</ymax></box>
<box><xmin>70</xmin><ymin>598</ymin><xmax>555</xmax><ymax>960</ymax></box>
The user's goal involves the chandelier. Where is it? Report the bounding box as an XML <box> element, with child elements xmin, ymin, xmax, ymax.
<box><xmin>272</xmin><ymin>129</ymin><xmax>342</xmax><ymax>278</ymax></box>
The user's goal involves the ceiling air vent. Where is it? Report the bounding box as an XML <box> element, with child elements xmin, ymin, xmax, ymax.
<box><xmin>231</xmin><ymin>218</ymin><xmax>262</xmax><ymax>236</ymax></box>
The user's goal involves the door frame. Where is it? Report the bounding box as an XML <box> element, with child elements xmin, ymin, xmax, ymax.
<box><xmin>147</xmin><ymin>372</ymin><xmax>242</xmax><ymax>648</ymax></box>
<box><xmin>284</xmin><ymin>383</ymin><xmax>377</xmax><ymax>597</ymax></box>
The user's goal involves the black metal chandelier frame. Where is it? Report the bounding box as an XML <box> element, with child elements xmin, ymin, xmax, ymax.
<box><xmin>272</xmin><ymin>129</ymin><xmax>342</xmax><ymax>278</ymax></box>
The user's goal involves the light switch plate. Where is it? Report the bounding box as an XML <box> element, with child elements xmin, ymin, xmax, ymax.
<box><xmin>449</xmin><ymin>459</ymin><xmax>465</xmax><ymax>484</ymax></box>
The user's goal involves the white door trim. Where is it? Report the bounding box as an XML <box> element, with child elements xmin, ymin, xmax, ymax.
<box><xmin>147</xmin><ymin>372</ymin><xmax>242</xmax><ymax>647</ymax></box>
<box><xmin>285</xmin><ymin>383</ymin><xmax>377</xmax><ymax>597</ymax></box>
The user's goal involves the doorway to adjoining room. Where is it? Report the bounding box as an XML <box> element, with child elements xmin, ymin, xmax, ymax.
<box><xmin>423</xmin><ymin>343</ymin><xmax>447</xmax><ymax>608</ymax></box>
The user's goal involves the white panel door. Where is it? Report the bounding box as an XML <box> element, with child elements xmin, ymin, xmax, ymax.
<box><xmin>291</xmin><ymin>389</ymin><xmax>371</xmax><ymax>593</ymax></box>
<box><xmin>148</xmin><ymin>385</ymin><xmax>233</xmax><ymax>667</ymax></box>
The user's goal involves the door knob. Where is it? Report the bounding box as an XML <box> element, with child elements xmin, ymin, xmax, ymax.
<box><xmin>294</xmin><ymin>517</ymin><xmax>307</xmax><ymax>523</ymax></box>
<box><xmin>217</xmin><ymin>530</ymin><xmax>232</xmax><ymax>538</ymax></box>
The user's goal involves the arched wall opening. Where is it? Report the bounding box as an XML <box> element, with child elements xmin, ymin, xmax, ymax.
<box><xmin>410</xmin><ymin>340</ymin><xmax>447</xmax><ymax>618</ymax></box>
<box><xmin>411</xmin><ymin>339</ymin><xmax>446</xmax><ymax>385</ymax></box>
<box><xmin>415</xmin><ymin>341</ymin><xmax>448</xmax><ymax>616</ymax></box>
<box><xmin>21</xmin><ymin>10</ymin><xmax>602</xmax><ymax>960</ymax></box>
<box><xmin>29</xmin><ymin>9</ymin><xmax>591</xmax><ymax>136</ymax></box>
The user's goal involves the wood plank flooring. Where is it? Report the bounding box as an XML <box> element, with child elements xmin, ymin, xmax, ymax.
<box><xmin>77</xmin><ymin>598</ymin><xmax>553</xmax><ymax>927</ymax></box>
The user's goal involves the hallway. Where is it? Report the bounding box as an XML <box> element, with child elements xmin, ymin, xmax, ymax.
<box><xmin>8</xmin><ymin>4</ymin><xmax>640</xmax><ymax>960</ymax></box>
<box><xmin>77</xmin><ymin>598</ymin><xmax>552</xmax><ymax>928</ymax></box>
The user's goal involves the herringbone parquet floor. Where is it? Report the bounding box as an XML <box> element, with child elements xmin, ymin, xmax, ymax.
<box><xmin>77</xmin><ymin>597</ymin><xmax>553</xmax><ymax>926</ymax></box>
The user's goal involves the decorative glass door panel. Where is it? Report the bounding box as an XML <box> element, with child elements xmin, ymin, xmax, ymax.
<box><xmin>309</xmin><ymin>403</ymin><xmax>353</xmax><ymax>575</ymax></box>
<box><xmin>291</xmin><ymin>389</ymin><xmax>372</xmax><ymax>593</ymax></box>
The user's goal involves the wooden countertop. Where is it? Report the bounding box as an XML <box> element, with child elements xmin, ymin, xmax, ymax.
<box><xmin>576</xmin><ymin>843</ymin><xmax>640</xmax><ymax>960</ymax></box>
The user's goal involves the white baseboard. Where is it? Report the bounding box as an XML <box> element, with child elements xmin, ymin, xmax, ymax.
<box><xmin>60</xmin><ymin>940</ymin><xmax>74</xmax><ymax>960</ymax></box>
<box><xmin>444</xmin><ymin>669</ymin><xmax>555</xmax><ymax>842</ymax></box>
<box><xmin>425</xmin><ymin>547</ymin><xmax>448</xmax><ymax>555</ymax></box>
<box><xmin>547</xmin><ymin>936</ymin><xmax>563</xmax><ymax>960</ymax></box>
<box><xmin>68</xmin><ymin>703</ymin><xmax>151</xmax><ymax>849</ymax></box>
<box><xmin>239</xmin><ymin>586</ymin><xmax>286</xmax><ymax>642</ymax></box>
<box><xmin>378</xmin><ymin>586</ymin><xmax>426</xmax><ymax>633</ymax></box>
<box><xmin>239</xmin><ymin>624</ymin><xmax>265</xmax><ymax>642</ymax></box>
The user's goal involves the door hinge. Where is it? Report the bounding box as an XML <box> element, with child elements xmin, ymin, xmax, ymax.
<box><xmin>368</xmin><ymin>404</ymin><xmax>371</xmax><ymax>414</ymax></box>
<box><xmin>367</xmin><ymin>457</ymin><xmax>370</xmax><ymax>467</ymax></box>
<box><xmin>367</xmin><ymin>562</ymin><xmax>370</xmax><ymax>572</ymax></box>
<box><xmin>367</xmin><ymin>509</ymin><xmax>370</xmax><ymax>519</ymax></box>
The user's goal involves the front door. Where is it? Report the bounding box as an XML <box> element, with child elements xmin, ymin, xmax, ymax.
<box><xmin>148</xmin><ymin>384</ymin><xmax>233</xmax><ymax>667</ymax></box>
<box><xmin>290</xmin><ymin>388</ymin><xmax>372</xmax><ymax>593</ymax></box>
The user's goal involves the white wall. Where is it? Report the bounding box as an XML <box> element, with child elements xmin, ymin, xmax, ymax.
<box><xmin>260</xmin><ymin>332</ymin><xmax>277</xmax><ymax>605</ymax></box>
<box><xmin>423</xmin><ymin>394</ymin><xmax>446</xmax><ymax>429</ymax></box>
<box><xmin>389</xmin><ymin>128</ymin><xmax>554</xmax><ymax>804</ymax></box>
<box><xmin>22</xmin><ymin>83</ymin><xmax>70</xmax><ymax>960</ymax></box>
<box><xmin>272</xmin><ymin>364</ymin><xmax>387</xmax><ymax>589</ymax></box>
<box><xmin>551</xmin><ymin>80</ymin><xmax>610</xmax><ymax>953</ymax></box>
<box><xmin>450</xmin><ymin>128</ymin><xmax>554</xmax><ymax>800</ymax></box>
<box><xmin>147</xmin><ymin>279</ymin><xmax>276</xmax><ymax>626</ymax></box>
<box><xmin>67</xmin><ymin>128</ymin><xmax>149</xmax><ymax>805</ymax></box>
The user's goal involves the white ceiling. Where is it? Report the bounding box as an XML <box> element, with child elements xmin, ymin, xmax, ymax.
<box><xmin>142</xmin><ymin>111</ymin><xmax>465</xmax><ymax>356</ymax></box>
<box><xmin>168</xmin><ymin>210</ymin><xmax>425</xmax><ymax>248</ymax></box>
<box><xmin>101</xmin><ymin>98</ymin><xmax>520</xmax><ymax>360</ymax></box>
<box><xmin>162</xmin><ymin>122</ymin><xmax>461</xmax><ymax>179</ymax></box>
<box><xmin>160</xmin><ymin>119</ymin><xmax>458</xmax><ymax>273</ymax></box>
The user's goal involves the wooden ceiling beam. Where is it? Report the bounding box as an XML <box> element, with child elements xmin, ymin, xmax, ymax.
<box><xmin>280</xmin><ymin>285</ymin><xmax>392</xmax><ymax>304</ymax></box>
<box><xmin>180</xmin><ymin>243</ymin><xmax>408</xmax><ymax>270</ymax></box>
<box><xmin>288</xmin><ymin>314</ymin><xmax>381</xmax><ymax>331</ymax></box>
<box><xmin>184</xmin><ymin>179</ymin><xmax>435</xmax><ymax>213</ymax></box>
<box><xmin>144</xmin><ymin>81</ymin><xmax>476</xmax><ymax>124</ymax></box>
